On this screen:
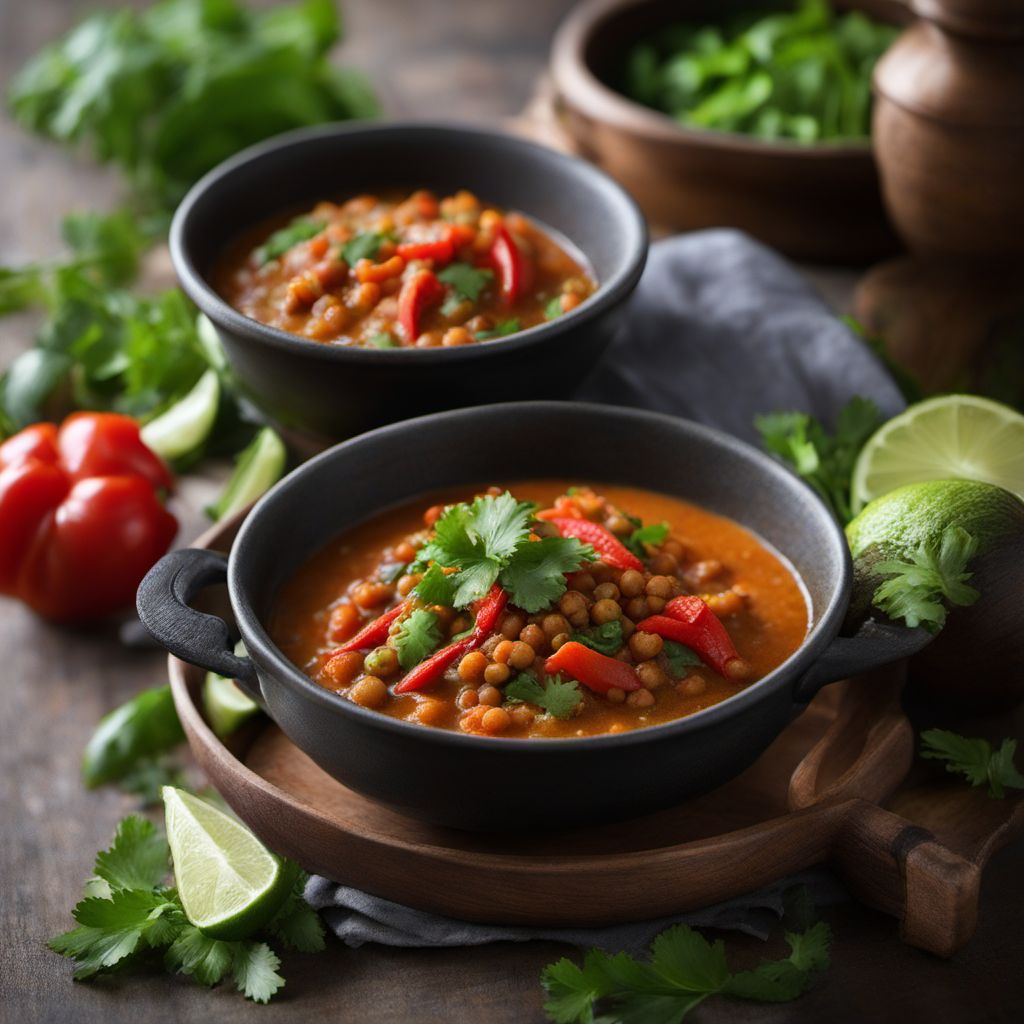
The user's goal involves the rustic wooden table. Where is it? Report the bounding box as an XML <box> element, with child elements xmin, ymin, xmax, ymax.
<box><xmin>0</xmin><ymin>2</ymin><xmax>1021</xmax><ymax>1022</ymax></box>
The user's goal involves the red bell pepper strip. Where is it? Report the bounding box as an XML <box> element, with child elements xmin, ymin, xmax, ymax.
<box><xmin>489</xmin><ymin>225</ymin><xmax>531</xmax><ymax>303</ymax></box>
<box><xmin>545</xmin><ymin>517</ymin><xmax>644</xmax><ymax>572</ymax></box>
<box><xmin>544</xmin><ymin>641</ymin><xmax>641</xmax><ymax>694</ymax></box>
<box><xmin>396</xmin><ymin>237</ymin><xmax>455</xmax><ymax>264</ymax></box>
<box><xmin>397</xmin><ymin>270</ymin><xmax>444</xmax><ymax>342</ymax></box>
<box><xmin>325</xmin><ymin>601</ymin><xmax>409</xmax><ymax>658</ymax></box>
<box><xmin>638</xmin><ymin>597</ymin><xmax>748</xmax><ymax>678</ymax></box>
<box><xmin>394</xmin><ymin>583</ymin><xmax>508</xmax><ymax>694</ymax></box>
<box><xmin>0</xmin><ymin>413</ymin><xmax>176</xmax><ymax>623</ymax></box>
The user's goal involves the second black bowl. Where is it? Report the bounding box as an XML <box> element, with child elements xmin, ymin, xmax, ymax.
<box><xmin>170</xmin><ymin>122</ymin><xmax>648</xmax><ymax>442</ymax></box>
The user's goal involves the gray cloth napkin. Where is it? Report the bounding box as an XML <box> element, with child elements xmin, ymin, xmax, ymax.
<box><xmin>309</xmin><ymin>229</ymin><xmax>902</xmax><ymax>951</ymax></box>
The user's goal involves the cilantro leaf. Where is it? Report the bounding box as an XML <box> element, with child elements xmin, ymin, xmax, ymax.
<box><xmin>542</xmin><ymin>953</ymin><xmax>608</xmax><ymax>1024</ymax></box>
<box><xmin>368</xmin><ymin>331</ymin><xmax>397</xmax><ymax>349</ymax></box>
<box><xmin>663</xmin><ymin>640</ymin><xmax>702</xmax><ymax>678</ymax></box>
<box><xmin>266</xmin><ymin>876</ymin><xmax>326</xmax><ymax>954</ymax></box>
<box><xmin>723</xmin><ymin>922</ymin><xmax>832</xmax><ymax>1003</ymax></box>
<box><xmin>650</xmin><ymin>925</ymin><xmax>729</xmax><ymax>992</ymax></box>
<box><xmin>571</xmin><ymin>620</ymin><xmax>624</xmax><ymax>656</ymax></box>
<box><xmin>476</xmin><ymin>319</ymin><xmax>521</xmax><ymax>340</ymax></box>
<box><xmin>414</xmin><ymin>563</ymin><xmax>457</xmax><ymax>608</ymax></box>
<box><xmin>393</xmin><ymin>609</ymin><xmax>443</xmax><ymax>670</ymax></box>
<box><xmin>231</xmin><ymin>941</ymin><xmax>285</xmax><ymax>1004</ymax></box>
<box><xmin>756</xmin><ymin>397</ymin><xmax>883</xmax><ymax>524</ymax></box>
<box><xmin>921</xmin><ymin>729</ymin><xmax>1024</xmax><ymax>799</ymax></box>
<box><xmin>468</xmin><ymin>492</ymin><xmax>536</xmax><ymax>560</ymax></box>
<box><xmin>255</xmin><ymin>218</ymin><xmax>325</xmax><ymax>264</ymax></box>
<box><xmin>505</xmin><ymin>673</ymin><xmax>583</xmax><ymax>720</ymax></box>
<box><xmin>872</xmin><ymin>525</ymin><xmax>979</xmax><ymax>632</ymax></box>
<box><xmin>544</xmin><ymin>296</ymin><xmax>564</xmax><ymax>320</ymax></box>
<box><xmin>165</xmin><ymin>925</ymin><xmax>235</xmax><ymax>987</ymax></box>
<box><xmin>341</xmin><ymin>231</ymin><xmax>386</xmax><ymax>266</ymax></box>
<box><xmin>624</xmin><ymin>522</ymin><xmax>669</xmax><ymax>560</ymax></box>
<box><xmin>499</xmin><ymin>537</ymin><xmax>594</xmax><ymax>613</ymax></box>
<box><xmin>93</xmin><ymin>816</ymin><xmax>170</xmax><ymax>892</ymax></box>
<box><xmin>438</xmin><ymin>262</ymin><xmax>493</xmax><ymax>302</ymax></box>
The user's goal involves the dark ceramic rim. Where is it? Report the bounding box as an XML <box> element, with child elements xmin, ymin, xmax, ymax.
<box><xmin>227</xmin><ymin>401</ymin><xmax>852</xmax><ymax>753</ymax></box>
<box><xmin>169</xmin><ymin>121</ymin><xmax>648</xmax><ymax>365</ymax></box>
<box><xmin>551</xmin><ymin>0</ymin><xmax>887</xmax><ymax>157</ymax></box>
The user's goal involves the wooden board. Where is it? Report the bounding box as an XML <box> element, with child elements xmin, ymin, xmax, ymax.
<box><xmin>170</xmin><ymin>515</ymin><xmax>1023</xmax><ymax>958</ymax></box>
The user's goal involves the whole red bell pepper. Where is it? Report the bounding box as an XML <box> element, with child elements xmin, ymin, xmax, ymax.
<box><xmin>394</xmin><ymin>584</ymin><xmax>508</xmax><ymax>694</ymax></box>
<box><xmin>397</xmin><ymin>269</ymin><xmax>444</xmax><ymax>342</ymax></box>
<box><xmin>637</xmin><ymin>596</ymin><xmax>748</xmax><ymax>679</ymax></box>
<box><xmin>0</xmin><ymin>413</ymin><xmax>177</xmax><ymax>623</ymax></box>
<box><xmin>489</xmin><ymin>225</ymin><xmax>532</xmax><ymax>304</ymax></box>
<box><xmin>545</xmin><ymin>517</ymin><xmax>643</xmax><ymax>572</ymax></box>
<box><xmin>544</xmin><ymin>641</ymin><xmax>641</xmax><ymax>694</ymax></box>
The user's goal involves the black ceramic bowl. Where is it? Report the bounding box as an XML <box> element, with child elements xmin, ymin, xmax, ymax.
<box><xmin>138</xmin><ymin>402</ymin><xmax>929</xmax><ymax>831</ymax></box>
<box><xmin>170</xmin><ymin>123</ymin><xmax>648</xmax><ymax>442</ymax></box>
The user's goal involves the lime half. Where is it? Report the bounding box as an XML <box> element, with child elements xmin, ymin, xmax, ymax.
<box><xmin>852</xmin><ymin>395</ymin><xmax>1024</xmax><ymax>513</ymax></box>
<box><xmin>163</xmin><ymin>787</ymin><xmax>289</xmax><ymax>940</ymax></box>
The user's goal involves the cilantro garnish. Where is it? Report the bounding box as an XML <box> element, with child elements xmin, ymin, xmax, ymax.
<box><xmin>49</xmin><ymin>816</ymin><xmax>324</xmax><ymax>1002</ymax></box>
<box><xmin>624</xmin><ymin>521</ymin><xmax>669</xmax><ymax>559</ymax></box>
<box><xmin>476</xmin><ymin>319</ymin><xmax>520</xmax><ymax>340</ymax></box>
<box><xmin>542</xmin><ymin>919</ymin><xmax>832</xmax><ymax>1022</ymax></box>
<box><xmin>368</xmin><ymin>331</ymin><xmax>397</xmax><ymax>349</ymax></box>
<box><xmin>341</xmin><ymin>231</ymin><xmax>386</xmax><ymax>266</ymax></box>
<box><xmin>393</xmin><ymin>608</ymin><xmax>442</xmax><ymax>670</ymax></box>
<box><xmin>413</xmin><ymin>563</ymin><xmax>456</xmax><ymax>607</ymax></box>
<box><xmin>571</xmin><ymin>620</ymin><xmax>624</xmax><ymax>656</ymax></box>
<box><xmin>920</xmin><ymin>729</ymin><xmax>1024</xmax><ymax>799</ymax></box>
<box><xmin>438</xmin><ymin>262</ymin><xmax>493</xmax><ymax>302</ymax></box>
<box><xmin>504</xmin><ymin>673</ymin><xmax>582</xmax><ymax>720</ymax></box>
<box><xmin>755</xmin><ymin>397</ymin><xmax>883</xmax><ymax>524</ymax></box>
<box><xmin>663</xmin><ymin>640</ymin><xmax>702</xmax><ymax>677</ymax></box>
<box><xmin>416</xmin><ymin>492</ymin><xmax>594</xmax><ymax>613</ymax></box>
<box><xmin>872</xmin><ymin>525</ymin><xmax>979</xmax><ymax>632</ymax></box>
<box><xmin>544</xmin><ymin>296</ymin><xmax>563</xmax><ymax>320</ymax></box>
<box><xmin>255</xmin><ymin>218</ymin><xmax>325</xmax><ymax>265</ymax></box>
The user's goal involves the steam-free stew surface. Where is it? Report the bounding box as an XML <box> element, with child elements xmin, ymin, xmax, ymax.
<box><xmin>273</xmin><ymin>483</ymin><xmax>809</xmax><ymax>738</ymax></box>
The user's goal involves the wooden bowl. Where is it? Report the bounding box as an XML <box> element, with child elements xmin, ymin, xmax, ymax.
<box><xmin>550</xmin><ymin>0</ymin><xmax>908</xmax><ymax>264</ymax></box>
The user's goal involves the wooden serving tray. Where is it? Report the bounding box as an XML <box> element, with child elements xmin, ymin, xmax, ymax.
<box><xmin>170</xmin><ymin>516</ymin><xmax>1023</xmax><ymax>958</ymax></box>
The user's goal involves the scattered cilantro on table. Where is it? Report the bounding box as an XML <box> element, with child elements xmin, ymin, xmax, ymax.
<box><xmin>504</xmin><ymin>673</ymin><xmax>582</xmax><ymax>720</ymax></box>
<box><xmin>921</xmin><ymin>730</ymin><xmax>1024</xmax><ymax>799</ymax></box>
<box><xmin>755</xmin><ymin>396</ymin><xmax>883</xmax><ymax>524</ymax></box>
<box><xmin>393</xmin><ymin>608</ymin><xmax>443</xmax><ymax>670</ymax></box>
<box><xmin>49</xmin><ymin>816</ymin><xmax>325</xmax><ymax>1002</ymax></box>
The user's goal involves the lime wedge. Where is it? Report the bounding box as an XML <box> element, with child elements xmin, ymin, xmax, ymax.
<box><xmin>163</xmin><ymin>786</ymin><xmax>290</xmax><ymax>940</ymax></box>
<box><xmin>851</xmin><ymin>395</ymin><xmax>1024</xmax><ymax>513</ymax></box>
<box><xmin>141</xmin><ymin>369</ymin><xmax>220</xmax><ymax>461</ymax></box>
<box><xmin>206</xmin><ymin>427</ymin><xmax>287</xmax><ymax>522</ymax></box>
<box><xmin>203</xmin><ymin>642</ymin><xmax>260</xmax><ymax>738</ymax></box>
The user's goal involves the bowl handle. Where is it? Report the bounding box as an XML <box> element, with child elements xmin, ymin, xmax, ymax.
<box><xmin>793</xmin><ymin>619</ymin><xmax>933</xmax><ymax>703</ymax></box>
<box><xmin>137</xmin><ymin>548</ymin><xmax>262</xmax><ymax>706</ymax></box>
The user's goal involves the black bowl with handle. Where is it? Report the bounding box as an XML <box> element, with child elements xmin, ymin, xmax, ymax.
<box><xmin>138</xmin><ymin>402</ymin><xmax>930</xmax><ymax>831</ymax></box>
<box><xmin>170</xmin><ymin>122</ymin><xmax>647</xmax><ymax>443</ymax></box>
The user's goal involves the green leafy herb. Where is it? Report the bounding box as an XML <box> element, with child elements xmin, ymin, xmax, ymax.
<box><xmin>476</xmin><ymin>319</ymin><xmax>520</xmax><ymax>340</ymax></box>
<box><xmin>571</xmin><ymin>620</ymin><xmax>625</xmax><ymax>656</ymax></box>
<box><xmin>413</xmin><ymin>563</ymin><xmax>457</xmax><ymax>607</ymax></box>
<box><xmin>49</xmin><ymin>814</ymin><xmax>325</xmax><ymax>1002</ymax></box>
<box><xmin>255</xmin><ymin>218</ymin><xmax>325</xmax><ymax>264</ymax></box>
<box><xmin>756</xmin><ymin>396</ymin><xmax>884</xmax><ymax>524</ymax></box>
<box><xmin>500</xmin><ymin>537</ymin><xmax>595</xmax><ymax>613</ymax></box>
<box><xmin>9</xmin><ymin>0</ymin><xmax>379</xmax><ymax>212</ymax></box>
<box><xmin>544</xmin><ymin>296</ymin><xmax>563</xmax><ymax>320</ymax></box>
<box><xmin>393</xmin><ymin>609</ymin><xmax>443</xmax><ymax>670</ymax></box>
<box><xmin>542</xmin><ymin>920</ymin><xmax>832</xmax><ymax>1023</ymax></box>
<box><xmin>505</xmin><ymin>673</ymin><xmax>583</xmax><ymax>720</ymax></box>
<box><xmin>920</xmin><ymin>730</ymin><xmax>1024</xmax><ymax>799</ymax></box>
<box><xmin>621</xmin><ymin>0</ymin><xmax>898</xmax><ymax>144</ymax></box>
<box><xmin>872</xmin><ymin>525</ymin><xmax>979</xmax><ymax>632</ymax></box>
<box><xmin>368</xmin><ymin>331</ymin><xmax>397</xmax><ymax>349</ymax></box>
<box><xmin>341</xmin><ymin>231</ymin><xmax>386</xmax><ymax>266</ymax></box>
<box><xmin>663</xmin><ymin>640</ymin><xmax>702</xmax><ymax>677</ymax></box>
<box><xmin>438</xmin><ymin>262</ymin><xmax>493</xmax><ymax>302</ymax></box>
<box><xmin>119</xmin><ymin>758</ymin><xmax>190</xmax><ymax>808</ymax></box>
<box><xmin>624</xmin><ymin>521</ymin><xmax>669</xmax><ymax>559</ymax></box>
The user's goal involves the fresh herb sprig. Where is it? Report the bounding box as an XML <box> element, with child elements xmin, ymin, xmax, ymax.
<box><xmin>756</xmin><ymin>396</ymin><xmax>883</xmax><ymax>524</ymax></box>
<box><xmin>542</xmin><ymin>919</ymin><xmax>832</xmax><ymax>1023</ymax></box>
<box><xmin>624</xmin><ymin>521</ymin><xmax>669</xmax><ymax>560</ymax></box>
<box><xmin>921</xmin><ymin>730</ymin><xmax>1024</xmax><ymax>799</ymax></box>
<box><xmin>49</xmin><ymin>816</ymin><xmax>325</xmax><ymax>1002</ymax></box>
<box><xmin>393</xmin><ymin>608</ymin><xmax>443</xmax><ymax>670</ymax></box>
<box><xmin>504</xmin><ymin>673</ymin><xmax>583</xmax><ymax>720</ymax></box>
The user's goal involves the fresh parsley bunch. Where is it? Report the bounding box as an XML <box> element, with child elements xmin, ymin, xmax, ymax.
<box><xmin>50</xmin><ymin>816</ymin><xmax>325</xmax><ymax>1003</ymax></box>
<box><xmin>921</xmin><ymin>730</ymin><xmax>1024</xmax><ymax>799</ymax></box>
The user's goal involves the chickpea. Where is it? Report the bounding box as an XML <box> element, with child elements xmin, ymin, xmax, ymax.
<box><xmin>606</xmin><ymin>514</ymin><xmax>633</xmax><ymax>536</ymax></box>
<box><xmin>606</xmin><ymin>687</ymin><xmax>626</xmax><ymax>704</ymax></box>
<box><xmin>629</xmin><ymin>631</ymin><xmax>664</xmax><ymax>661</ymax></box>
<box><xmin>688</xmin><ymin>559</ymin><xmax>724</xmax><ymax>585</ymax></box>
<box><xmin>363</xmin><ymin>646</ymin><xmax>399</xmax><ymax>678</ymax></box>
<box><xmin>478</xmin><ymin>685</ymin><xmax>503</xmax><ymax>707</ymax></box>
<box><xmin>424</xmin><ymin>504</ymin><xmax>444</xmax><ymax>527</ymax></box>
<box><xmin>493</xmin><ymin>639</ymin><xmax>516</xmax><ymax>664</ymax></box>
<box><xmin>480</xmin><ymin>634</ymin><xmax>503</xmax><ymax>657</ymax></box>
<box><xmin>394</xmin><ymin>540</ymin><xmax>417</xmax><ymax>562</ymax></box>
<box><xmin>442</xmin><ymin>326</ymin><xmax>472</xmax><ymax>347</ymax></box>
<box><xmin>725</xmin><ymin>658</ymin><xmax>752</xmax><ymax>681</ymax></box>
<box><xmin>481</xmin><ymin>707</ymin><xmax>511</xmax><ymax>735</ymax></box>
<box><xmin>620</xmin><ymin>616</ymin><xmax>635</xmax><ymax>639</ymax></box>
<box><xmin>415</xmin><ymin>699</ymin><xmax>448</xmax><ymax>727</ymax></box>
<box><xmin>589</xmin><ymin>561</ymin><xmax>616</xmax><ymax>584</ymax></box>
<box><xmin>459</xmin><ymin>706</ymin><xmax>487</xmax><ymax>733</ymax></box>
<box><xmin>449</xmin><ymin>614</ymin><xmax>472</xmax><ymax>637</ymax></box>
<box><xmin>415</xmin><ymin>330</ymin><xmax>442</xmax><ymax>348</ymax></box>
<box><xmin>591</xmin><ymin>598</ymin><xmax>622</xmax><ymax>625</ymax></box>
<box><xmin>647</xmin><ymin>596</ymin><xmax>666</xmax><ymax>613</ymax></box>
<box><xmin>626</xmin><ymin>597</ymin><xmax>649</xmax><ymax>621</ymax></box>
<box><xmin>484</xmin><ymin>662</ymin><xmax>511</xmax><ymax>686</ymax></box>
<box><xmin>509</xmin><ymin>704</ymin><xmax>536</xmax><ymax>728</ymax></box>
<box><xmin>627</xmin><ymin>688</ymin><xmax>655</xmax><ymax>708</ymax></box>
<box><xmin>498</xmin><ymin>612</ymin><xmax>527</xmax><ymax>640</ymax></box>
<box><xmin>636</xmin><ymin>661</ymin><xmax>669</xmax><ymax>690</ymax></box>
<box><xmin>321</xmin><ymin>650</ymin><xmax>363</xmax><ymax>688</ymax></box>
<box><xmin>649</xmin><ymin>552</ymin><xmax>679</xmax><ymax>575</ymax></box>
<box><xmin>662</xmin><ymin>539</ymin><xmax>687</xmax><ymax>559</ymax></box>
<box><xmin>541</xmin><ymin>613</ymin><xmax>570</xmax><ymax>638</ymax></box>
<box><xmin>352</xmin><ymin>581</ymin><xmax>392</xmax><ymax>609</ymax></box>
<box><xmin>558</xmin><ymin>591</ymin><xmax>590</xmax><ymax>628</ymax></box>
<box><xmin>458</xmin><ymin>650</ymin><xmax>489</xmax><ymax>684</ymax></box>
<box><xmin>646</xmin><ymin>576</ymin><xmax>674</xmax><ymax>599</ymax></box>
<box><xmin>458</xmin><ymin>688</ymin><xmax>479</xmax><ymax>709</ymax></box>
<box><xmin>705</xmin><ymin>590</ymin><xmax>745</xmax><ymax>617</ymax></box>
<box><xmin>520</xmin><ymin>624</ymin><xmax>546</xmax><ymax>652</ymax></box>
<box><xmin>508</xmin><ymin>642</ymin><xmax>535</xmax><ymax>670</ymax></box>
<box><xmin>572</xmin><ymin>572</ymin><xmax>596</xmax><ymax>593</ymax></box>
<box><xmin>593</xmin><ymin>582</ymin><xmax>621</xmax><ymax>601</ymax></box>
<box><xmin>550</xmin><ymin>632</ymin><xmax>570</xmax><ymax>651</ymax></box>
<box><xmin>619</xmin><ymin>569</ymin><xmax>645</xmax><ymax>598</ymax></box>
<box><xmin>677</xmin><ymin>675</ymin><xmax>707</xmax><ymax>697</ymax></box>
<box><xmin>327</xmin><ymin>603</ymin><xmax>360</xmax><ymax>642</ymax></box>
<box><xmin>349</xmin><ymin>676</ymin><xmax>388</xmax><ymax>708</ymax></box>
<box><xmin>396</xmin><ymin>573</ymin><xmax>421</xmax><ymax>597</ymax></box>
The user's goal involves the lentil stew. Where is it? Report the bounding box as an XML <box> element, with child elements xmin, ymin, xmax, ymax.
<box><xmin>216</xmin><ymin>189</ymin><xmax>596</xmax><ymax>348</ymax></box>
<box><xmin>273</xmin><ymin>482</ymin><xmax>809</xmax><ymax>739</ymax></box>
